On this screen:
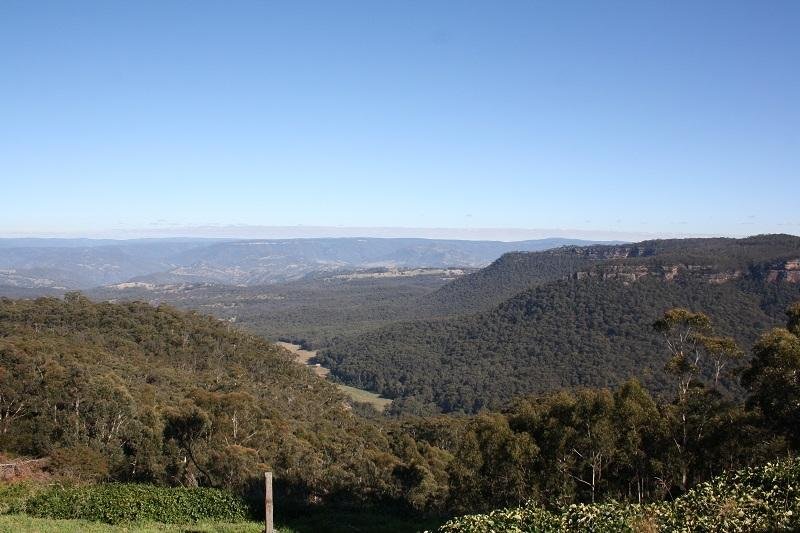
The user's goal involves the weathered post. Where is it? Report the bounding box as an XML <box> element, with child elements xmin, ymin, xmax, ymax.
<box><xmin>265</xmin><ymin>471</ymin><xmax>273</xmax><ymax>533</ymax></box>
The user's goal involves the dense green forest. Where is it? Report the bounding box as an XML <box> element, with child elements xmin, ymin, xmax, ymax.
<box><xmin>422</xmin><ymin>234</ymin><xmax>800</xmax><ymax>316</ymax></box>
<box><xmin>320</xmin><ymin>235</ymin><xmax>800</xmax><ymax>414</ymax></box>
<box><xmin>418</xmin><ymin>251</ymin><xmax>597</xmax><ymax>316</ymax></box>
<box><xmin>1</xmin><ymin>295</ymin><xmax>800</xmax><ymax>531</ymax></box>
<box><xmin>0</xmin><ymin>295</ymin><xmax>406</xmax><ymax>509</ymax></box>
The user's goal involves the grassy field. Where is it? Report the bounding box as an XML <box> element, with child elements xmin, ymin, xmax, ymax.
<box><xmin>0</xmin><ymin>512</ymin><xmax>443</xmax><ymax>533</ymax></box>
<box><xmin>333</xmin><ymin>383</ymin><xmax>393</xmax><ymax>410</ymax></box>
<box><xmin>277</xmin><ymin>342</ymin><xmax>392</xmax><ymax>411</ymax></box>
<box><xmin>0</xmin><ymin>515</ymin><xmax>278</xmax><ymax>533</ymax></box>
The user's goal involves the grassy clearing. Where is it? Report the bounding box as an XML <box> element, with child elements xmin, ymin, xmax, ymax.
<box><xmin>278</xmin><ymin>342</ymin><xmax>392</xmax><ymax>411</ymax></box>
<box><xmin>334</xmin><ymin>383</ymin><xmax>393</xmax><ymax>411</ymax></box>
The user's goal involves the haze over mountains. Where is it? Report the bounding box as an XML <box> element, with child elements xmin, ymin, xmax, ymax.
<box><xmin>0</xmin><ymin>237</ymin><xmax>614</xmax><ymax>290</ymax></box>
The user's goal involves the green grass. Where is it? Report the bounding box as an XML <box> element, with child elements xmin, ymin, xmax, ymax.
<box><xmin>334</xmin><ymin>383</ymin><xmax>393</xmax><ymax>411</ymax></box>
<box><xmin>0</xmin><ymin>514</ymin><xmax>283</xmax><ymax>532</ymax></box>
<box><xmin>0</xmin><ymin>482</ymin><xmax>43</xmax><ymax>514</ymax></box>
<box><xmin>0</xmin><ymin>512</ymin><xmax>443</xmax><ymax>533</ymax></box>
<box><xmin>278</xmin><ymin>342</ymin><xmax>392</xmax><ymax>411</ymax></box>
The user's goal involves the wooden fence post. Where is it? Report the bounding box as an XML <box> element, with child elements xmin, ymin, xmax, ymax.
<box><xmin>265</xmin><ymin>471</ymin><xmax>273</xmax><ymax>533</ymax></box>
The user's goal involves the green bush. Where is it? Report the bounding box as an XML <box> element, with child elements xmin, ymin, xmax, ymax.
<box><xmin>0</xmin><ymin>482</ymin><xmax>42</xmax><ymax>515</ymax></box>
<box><xmin>438</xmin><ymin>504</ymin><xmax>560</xmax><ymax>533</ymax></box>
<box><xmin>660</xmin><ymin>459</ymin><xmax>800</xmax><ymax>532</ymax></box>
<box><xmin>26</xmin><ymin>483</ymin><xmax>249</xmax><ymax>524</ymax></box>
<box><xmin>439</xmin><ymin>459</ymin><xmax>800</xmax><ymax>532</ymax></box>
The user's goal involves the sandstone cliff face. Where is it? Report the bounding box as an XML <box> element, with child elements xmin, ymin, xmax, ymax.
<box><xmin>549</xmin><ymin>245</ymin><xmax>641</xmax><ymax>260</ymax></box>
<box><xmin>571</xmin><ymin>263</ymin><xmax>790</xmax><ymax>285</ymax></box>
<box><xmin>557</xmin><ymin>243</ymin><xmax>800</xmax><ymax>285</ymax></box>
<box><xmin>765</xmin><ymin>259</ymin><xmax>800</xmax><ymax>283</ymax></box>
<box><xmin>575</xmin><ymin>264</ymin><xmax>650</xmax><ymax>282</ymax></box>
<box><xmin>706</xmin><ymin>271</ymin><xmax>744</xmax><ymax>284</ymax></box>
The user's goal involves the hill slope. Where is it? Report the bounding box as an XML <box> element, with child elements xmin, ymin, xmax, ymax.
<box><xmin>0</xmin><ymin>295</ymin><xmax>401</xmax><ymax>503</ymax></box>
<box><xmin>320</xmin><ymin>235</ymin><xmax>800</xmax><ymax>414</ymax></box>
<box><xmin>419</xmin><ymin>250</ymin><xmax>599</xmax><ymax>316</ymax></box>
<box><xmin>420</xmin><ymin>234</ymin><xmax>800</xmax><ymax>316</ymax></box>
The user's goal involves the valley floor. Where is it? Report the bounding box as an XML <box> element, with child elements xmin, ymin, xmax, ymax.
<box><xmin>277</xmin><ymin>342</ymin><xmax>392</xmax><ymax>411</ymax></box>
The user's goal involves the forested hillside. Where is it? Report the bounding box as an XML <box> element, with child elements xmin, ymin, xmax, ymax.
<box><xmin>0</xmin><ymin>295</ymin><xmax>406</xmax><ymax>506</ymax></box>
<box><xmin>420</xmin><ymin>234</ymin><xmax>800</xmax><ymax>316</ymax></box>
<box><xmin>320</xmin><ymin>235</ymin><xmax>800</xmax><ymax>414</ymax></box>
<box><xmin>418</xmin><ymin>251</ymin><xmax>597</xmax><ymax>316</ymax></box>
<box><xmin>2</xmin><ymin>294</ymin><xmax>800</xmax><ymax>529</ymax></box>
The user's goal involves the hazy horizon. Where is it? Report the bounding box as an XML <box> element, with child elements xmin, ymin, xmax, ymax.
<box><xmin>0</xmin><ymin>224</ymin><xmax>791</xmax><ymax>243</ymax></box>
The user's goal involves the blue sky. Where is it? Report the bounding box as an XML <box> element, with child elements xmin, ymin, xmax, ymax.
<box><xmin>1</xmin><ymin>1</ymin><xmax>798</xmax><ymax>239</ymax></box>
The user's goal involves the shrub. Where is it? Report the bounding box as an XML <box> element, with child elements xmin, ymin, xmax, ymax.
<box><xmin>0</xmin><ymin>482</ymin><xmax>42</xmax><ymax>514</ymax></box>
<box><xmin>49</xmin><ymin>446</ymin><xmax>109</xmax><ymax>482</ymax></box>
<box><xmin>439</xmin><ymin>459</ymin><xmax>800</xmax><ymax>532</ymax></box>
<box><xmin>438</xmin><ymin>504</ymin><xmax>560</xmax><ymax>533</ymax></box>
<box><xmin>26</xmin><ymin>483</ymin><xmax>249</xmax><ymax>524</ymax></box>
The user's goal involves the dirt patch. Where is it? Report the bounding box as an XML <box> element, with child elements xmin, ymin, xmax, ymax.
<box><xmin>0</xmin><ymin>454</ymin><xmax>50</xmax><ymax>482</ymax></box>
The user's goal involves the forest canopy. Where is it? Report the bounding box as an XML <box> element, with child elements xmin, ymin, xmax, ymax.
<box><xmin>1</xmin><ymin>294</ymin><xmax>800</xmax><ymax>521</ymax></box>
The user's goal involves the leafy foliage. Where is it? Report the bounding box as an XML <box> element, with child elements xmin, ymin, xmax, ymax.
<box><xmin>26</xmin><ymin>484</ymin><xmax>248</xmax><ymax>524</ymax></box>
<box><xmin>439</xmin><ymin>458</ymin><xmax>800</xmax><ymax>532</ymax></box>
<box><xmin>742</xmin><ymin>305</ymin><xmax>800</xmax><ymax>447</ymax></box>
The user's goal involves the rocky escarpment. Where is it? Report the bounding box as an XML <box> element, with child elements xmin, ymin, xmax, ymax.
<box><xmin>548</xmin><ymin>244</ymin><xmax>643</xmax><ymax>260</ymax></box>
<box><xmin>573</xmin><ymin>260</ymin><xmax>800</xmax><ymax>285</ymax></box>
<box><xmin>764</xmin><ymin>258</ymin><xmax>800</xmax><ymax>283</ymax></box>
<box><xmin>557</xmin><ymin>243</ymin><xmax>800</xmax><ymax>286</ymax></box>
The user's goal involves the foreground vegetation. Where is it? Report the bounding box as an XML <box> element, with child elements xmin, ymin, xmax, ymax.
<box><xmin>0</xmin><ymin>483</ymin><xmax>441</xmax><ymax>532</ymax></box>
<box><xmin>0</xmin><ymin>294</ymin><xmax>411</xmax><ymax>508</ymax></box>
<box><xmin>0</xmin><ymin>480</ymin><xmax>442</xmax><ymax>532</ymax></box>
<box><xmin>440</xmin><ymin>458</ymin><xmax>800</xmax><ymax>532</ymax></box>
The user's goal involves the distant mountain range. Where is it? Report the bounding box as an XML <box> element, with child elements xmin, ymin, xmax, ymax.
<box><xmin>0</xmin><ymin>237</ymin><xmax>618</xmax><ymax>290</ymax></box>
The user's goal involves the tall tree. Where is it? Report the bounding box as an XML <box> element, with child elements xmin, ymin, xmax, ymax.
<box><xmin>611</xmin><ymin>380</ymin><xmax>664</xmax><ymax>503</ymax></box>
<box><xmin>654</xmin><ymin>308</ymin><xmax>714</xmax><ymax>491</ymax></box>
<box><xmin>697</xmin><ymin>335</ymin><xmax>744</xmax><ymax>388</ymax></box>
<box><xmin>653</xmin><ymin>308</ymin><xmax>711</xmax><ymax>398</ymax></box>
<box><xmin>742</xmin><ymin>303</ymin><xmax>800</xmax><ymax>446</ymax></box>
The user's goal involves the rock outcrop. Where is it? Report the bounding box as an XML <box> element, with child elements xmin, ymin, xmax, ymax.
<box><xmin>574</xmin><ymin>263</ymin><xmax>746</xmax><ymax>284</ymax></box>
<box><xmin>765</xmin><ymin>259</ymin><xmax>800</xmax><ymax>283</ymax></box>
